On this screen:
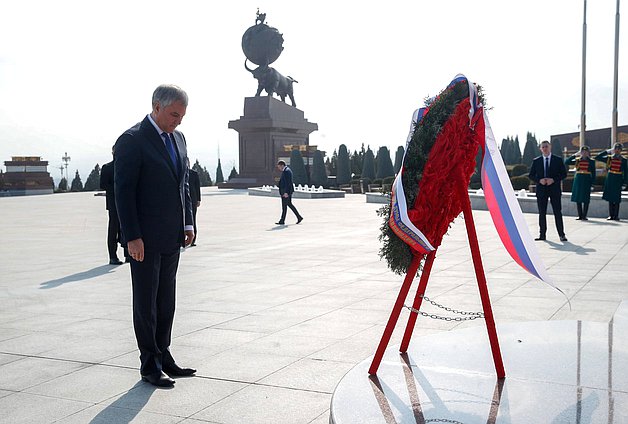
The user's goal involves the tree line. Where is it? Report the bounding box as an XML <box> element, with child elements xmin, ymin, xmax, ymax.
<box><xmin>63</xmin><ymin>133</ymin><xmax>547</xmax><ymax>192</ymax></box>
<box><xmin>56</xmin><ymin>159</ymin><xmax>238</xmax><ymax>192</ymax></box>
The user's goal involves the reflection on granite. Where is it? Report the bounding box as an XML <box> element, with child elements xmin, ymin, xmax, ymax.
<box><xmin>330</xmin><ymin>301</ymin><xmax>628</xmax><ymax>423</ymax></box>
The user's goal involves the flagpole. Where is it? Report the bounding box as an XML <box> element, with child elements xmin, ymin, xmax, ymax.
<box><xmin>580</xmin><ymin>0</ymin><xmax>587</xmax><ymax>149</ymax></box>
<box><xmin>611</xmin><ymin>0</ymin><xmax>620</xmax><ymax>148</ymax></box>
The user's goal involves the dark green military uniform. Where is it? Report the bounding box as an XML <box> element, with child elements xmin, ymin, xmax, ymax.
<box><xmin>565</xmin><ymin>155</ymin><xmax>595</xmax><ymax>203</ymax></box>
<box><xmin>595</xmin><ymin>148</ymin><xmax>628</xmax><ymax>220</ymax></box>
<box><xmin>565</xmin><ymin>152</ymin><xmax>595</xmax><ymax>220</ymax></box>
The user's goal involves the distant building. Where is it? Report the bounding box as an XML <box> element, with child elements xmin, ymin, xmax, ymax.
<box><xmin>551</xmin><ymin>124</ymin><xmax>628</xmax><ymax>156</ymax></box>
<box><xmin>1</xmin><ymin>156</ymin><xmax>54</xmax><ymax>196</ymax></box>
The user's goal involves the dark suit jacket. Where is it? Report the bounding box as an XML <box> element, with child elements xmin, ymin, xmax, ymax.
<box><xmin>189</xmin><ymin>169</ymin><xmax>201</xmax><ymax>206</ymax></box>
<box><xmin>114</xmin><ymin>116</ymin><xmax>193</xmax><ymax>252</ymax></box>
<box><xmin>528</xmin><ymin>154</ymin><xmax>567</xmax><ymax>196</ymax></box>
<box><xmin>100</xmin><ymin>161</ymin><xmax>115</xmax><ymax>211</ymax></box>
<box><xmin>278</xmin><ymin>166</ymin><xmax>295</xmax><ymax>195</ymax></box>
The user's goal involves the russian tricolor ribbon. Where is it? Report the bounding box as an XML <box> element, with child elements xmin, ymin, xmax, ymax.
<box><xmin>388</xmin><ymin>109</ymin><xmax>435</xmax><ymax>255</ymax></box>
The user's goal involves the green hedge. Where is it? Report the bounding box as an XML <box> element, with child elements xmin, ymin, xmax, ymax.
<box><xmin>511</xmin><ymin>163</ymin><xmax>529</xmax><ymax>177</ymax></box>
<box><xmin>510</xmin><ymin>175</ymin><xmax>530</xmax><ymax>190</ymax></box>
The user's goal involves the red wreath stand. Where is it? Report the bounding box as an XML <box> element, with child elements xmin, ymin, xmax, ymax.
<box><xmin>368</xmin><ymin>187</ymin><xmax>505</xmax><ymax>378</ymax></box>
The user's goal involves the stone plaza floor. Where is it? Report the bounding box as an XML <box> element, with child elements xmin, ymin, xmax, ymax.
<box><xmin>1</xmin><ymin>187</ymin><xmax>627</xmax><ymax>423</ymax></box>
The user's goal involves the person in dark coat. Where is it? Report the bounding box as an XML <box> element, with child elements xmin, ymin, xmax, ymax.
<box><xmin>528</xmin><ymin>140</ymin><xmax>568</xmax><ymax>241</ymax></box>
<box><xmin>100</xmin><ymin>148</ymin><xmax>129</xmax><ymax>264</ymax></box>
<box><xmin>595</xmin><ymin>143</ymin><xmax>628</xmax><ymax>220</ymax></box>
<box><xmin>114</xmin><ymin>84</ymin><xmax>196</xmax><ymax>387</ymax></box>
<box><xmin>188</xmin><ymin>165</ymin><xmax>201</xmax><ymax>246</ymax></box>
<box><xmin>276</xmin><ymin>160</ymin><xmax>303</xmax><ymax>225</ymax></box>
<box><xmin>565</xmin><ymin>146</ymin><xmax>595</xmax><ymax>220</ymax></box>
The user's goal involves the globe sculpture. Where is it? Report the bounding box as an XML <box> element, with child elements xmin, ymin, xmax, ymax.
<box><xmin>241</xmin><ymin>11</ymin><xmax>284</xmax><ymax>66</ymax></box>
<box><xmin>242</xmin><ymin>11</ymin><xmax>297</xmax><ymax>107</ymax></box>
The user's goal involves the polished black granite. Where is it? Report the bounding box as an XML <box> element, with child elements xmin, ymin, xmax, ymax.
<box><xmin>330</xmin><ymin>301</ymin><xmax>628</xmax><ymax>423</ymax></box>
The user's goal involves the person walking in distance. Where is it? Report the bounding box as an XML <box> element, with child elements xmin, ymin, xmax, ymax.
<box><xmin>528</xmin><ymin>140</ymin><xmax>568</xmax><ymax>241</ymax></box>
<box><xmin>276</xmin><ymin>160</ymin><xmax>303</xmax><ymax>225</ymax></box>
<box><xmin>114</xmin><ymin>84</ymin><xmax>196</xmax><ymax>387</ymax></box>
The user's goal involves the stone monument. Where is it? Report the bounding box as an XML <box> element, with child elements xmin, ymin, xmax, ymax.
<box><xmin>222</xmin><ymin>11</ymin><xmax>318</xmax><ymax>189</ymax></box>
<box><xmin>1</xmin><ymin>156</ymin><xmax>54</xmax><ymax>196</ymax></box>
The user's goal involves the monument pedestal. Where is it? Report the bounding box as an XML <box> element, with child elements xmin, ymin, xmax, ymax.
<box><xmin>221</xmin><ymin>96</ymin><xmax>318</xmax><ymax>189</ymax></box>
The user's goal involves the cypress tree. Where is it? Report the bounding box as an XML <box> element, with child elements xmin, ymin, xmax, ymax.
<box><xmin>228</xmin><ymin>166</ymin><xmax>238</xmax><ymax>180</ymax></box>
<box><xmin>310</xmin><ymin>150</ymin><xmax>328</xmax><ymax>187</ymax></box>
<box><xmin>215</xmin><ymin>159</ymin><xmax>225</xmax><ymax>184</ymax></box>
<box><xmin>500</xmin><ymin>137</ymin><xmax>511</xmax><ymax>164</ymax></box>
<box><xmin>362</xmin><ymin>147</ymin><xmax>376</xmax><ymax>180</ymax></box>
<box><xmin>394</xmin><ymin>146</ymin><xmax>405</xmax><ymax>174</ymax></box>
<box><xmin>289</xmin><ymin>149</ymin><xmax>308</xmax><ymax>185</ymax></box>
<box><xmin>523</xmin><ymin>132</ymin><xmax>538</xmax><ymax>165</ymax></box>
<box><xmin>512</xmin><ymin>135</ymin><xmax>522</xmax><ymax>164</ymax></box>
<box><xmin>336</xmin><ymin>144</ymin><xmax>351</xmax><ymax>185</ymax></box>
<box><xmin>376</xmin><ymin>146</ymin><xmax>395</xmax><ymax>179</ymax></box>
<box><xmin>70</xmin><ymin>170</ymin><xmax>83</xmax><ymax>192</ymax></box>
<box><xmin>551</xmin><ymin>138</ymin><xmax>563</xmax><ymax>157</ymax></box>
<box><xmin>58</xmin><ymin>177</ymin><xmax>68</xmax><ymax>191</ymax></box>
<box><xmin>203</xmin><ymin>167</ymin><xmax>213</xmax><ymax>186</ymax></box>
<box><xmin>192</xmin><ymin>159</ymin><xmax>212</xmax><ymax>186</ymax></box>
<box><xmin>328</xmin><ymin>149</ymin><xmax>338</xmax><ymax>176</ymax></box>
<box><xmin>83</xmin><ymin>164</ymin><xmax>101</xmax><ymax>191</ymax></box>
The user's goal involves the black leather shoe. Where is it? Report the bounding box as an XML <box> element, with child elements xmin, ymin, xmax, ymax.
<box><xmin>296</xmin><ymin>217</ymin><xmax>303</xmax><ymax>224</ymax></box>
<box><xmin>534</xmin><ymin>236</ymin><xmax>546</xmax><ymax>241</ymax></box>
<box><xmin>109</xmin><ymin>258</ymin><xmax>123</xmax><ymax>265</ymax></box>
<box><xmin>142</xmin><ymin>371</ymin><xmax>175</xmax><ymax>387</ymax></box>
<box><xmin>559</xmin><ymin>235</ymin><xmax>568</xmax><ymax>242</ymax></box>
<box><xmin>275</xmin><ymin>221</ymin><xmax>285</xmax><ymax>225</ymax></box>
<box><xmin>163</xmin><ymin>363</ymin><xmax>196</xmax><ymax>377</ymax></box>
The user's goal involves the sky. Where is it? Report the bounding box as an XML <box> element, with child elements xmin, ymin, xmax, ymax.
<box><xmin>1</xmin><ymin>0</ymin><xmax>626</xmax><ymax>184</ymax></box>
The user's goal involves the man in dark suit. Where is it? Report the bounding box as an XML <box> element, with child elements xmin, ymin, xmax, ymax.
<box><xmin>100</xmin><ymin>148</ymin><xmax>129</xmax><ymax>265</ymax></box>
<box><xmin>114</xmin><ymin>84</ymin><xmax>196</xmax><ymax>387</ymax></box>
<box><xmin>276</xmin><ymin>160</ymin><xmax>303</xmax><ymax>225</ymax></box>
<box><xmin>528</xmin><ymin>140</ymin><xmax>568</xmax><ymax>242</ymax></box>
<box><xmin>188</xmin><ymin>164</ymin><xmax>201</xmax><ymax>246</ymax></box>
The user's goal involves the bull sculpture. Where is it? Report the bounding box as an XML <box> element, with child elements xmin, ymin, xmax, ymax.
<box><xmin>245</xmin><ymin>59</ymin><xmax>297</xmax><ymax>107</ymax></box>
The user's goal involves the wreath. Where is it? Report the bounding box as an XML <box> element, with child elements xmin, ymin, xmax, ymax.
<box><xmin>378</xmin><ymin>79</ymin><xmax>485</xmax><ymax>274</ymax></box>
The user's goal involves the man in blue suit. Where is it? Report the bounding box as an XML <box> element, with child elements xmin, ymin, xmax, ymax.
<box><xmin>276</xmin><ymin>160</ymin><xmax>303</xmax><ymax>225</ymax></box>
<box><xmin>114</xmin><ymin>84</ymin><xmax>196</xmax><ymax>387</ymax></box>
<box><xmin>528</xmin><ymin>140</ymin><xmax>568</xmax><ymax>242</ymax></box>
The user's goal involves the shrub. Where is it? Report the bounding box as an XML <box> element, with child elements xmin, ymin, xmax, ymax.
<box><xmin>372</xmin><ymin>178</ymin><xmax>383</xmax><ymax>186</ymax></box>
<box><xmin>510</xmin><ymin>175</ymin><xmax>530</xmax><ymax>190</ymax></box>
<box><xmin>511</xmin><ymin>163</ymin><xmax>529</xmax><ymax>177</ymax></box>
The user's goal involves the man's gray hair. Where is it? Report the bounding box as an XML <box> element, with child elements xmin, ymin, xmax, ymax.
<box><xmin>152</xmin><ymin>84</ymin><xmax>188</xmax><ymax>108</ymax></box>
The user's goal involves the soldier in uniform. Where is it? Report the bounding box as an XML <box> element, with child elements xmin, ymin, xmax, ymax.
<box><xmin>595</xmin><ymin>143</ymin><xmax>628</xmax><ymax>220</ymax></box>
<box><xmin>565</xmin><ymin>146</ymin><xmax>595</xmax><ymax>220</ymax></box>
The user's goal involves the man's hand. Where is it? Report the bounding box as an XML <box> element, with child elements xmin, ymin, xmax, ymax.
<box><xmin>196</xmin><ymin>201</ymin><xmax>201</xmax><ymax>208</ymax></box>
<box><xmin>545</xmin><ymin>178</ymin><xmax>555</xmax><ymax>185</ymax></box>
<box><xmin>184</xmin><ymin>230</ymin><xmax>195</xmax><ymax>247</ymax></box>
<box><xmin>128</xmin><ymin>238</ymin><xmax>144</xmax><ymax>262</ymax></box>
<box><xmin>282</xmin><ymin>193</ymin><xmax>289</xmax><ymax>198</ymax></box>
